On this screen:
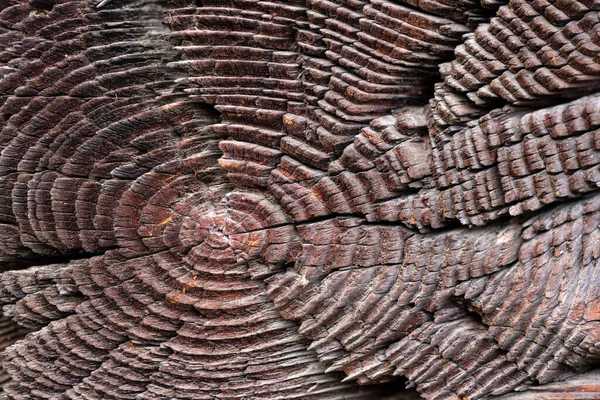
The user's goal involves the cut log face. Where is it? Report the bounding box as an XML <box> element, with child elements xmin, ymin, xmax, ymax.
<box><xmin>0</xmin><ymin>0</ymin><xmax>599</xmax><ymax>399</ymax></box>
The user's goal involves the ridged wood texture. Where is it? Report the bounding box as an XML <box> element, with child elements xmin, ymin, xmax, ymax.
<box><xmin>0</xmin><ymin>0</ymin><xmax>599</xmax><ymax>399</ymax></box>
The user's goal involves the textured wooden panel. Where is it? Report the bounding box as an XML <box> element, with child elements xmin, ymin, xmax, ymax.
<box><xmin>0</xmin><ymin>0</ymin><xmax>598</xmax><ymax>399</ymax></box>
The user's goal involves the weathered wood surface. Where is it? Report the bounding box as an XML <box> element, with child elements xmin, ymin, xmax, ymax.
<box><xmin>0</xmin><ymin>0</ymin><xmax>599</xmax><ymax>398</ymax></box>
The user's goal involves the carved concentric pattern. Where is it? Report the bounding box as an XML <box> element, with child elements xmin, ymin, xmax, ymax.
<box><xmin>0</xmin><ymin>0</ymin><xmax>599</xmax><ymax>398</ymax></box>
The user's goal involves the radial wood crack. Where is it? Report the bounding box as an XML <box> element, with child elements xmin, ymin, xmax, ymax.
<box><xmin>0</xmin><ymin>0</ymin><xmax>599</xmax><ymax>399</ymax></box>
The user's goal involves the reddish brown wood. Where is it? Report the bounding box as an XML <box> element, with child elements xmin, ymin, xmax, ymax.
<box><xmin>0</xmin><ymin>0</ymin><xmax>599</xmax><ymax>399</ymax></box>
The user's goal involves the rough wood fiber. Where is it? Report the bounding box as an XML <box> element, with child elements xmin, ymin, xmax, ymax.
<box><xmin>0</xmin><ymin>0</ymin><xmax>598</xmax><ymax>399</ymax></box>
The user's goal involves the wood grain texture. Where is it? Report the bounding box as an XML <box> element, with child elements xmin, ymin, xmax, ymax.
<box><xmin>0</xmin><ymin>0</ymin><xmax>599</xmax><ymax>399</ymax></box>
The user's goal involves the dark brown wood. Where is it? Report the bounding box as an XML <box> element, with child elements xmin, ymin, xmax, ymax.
<box><xmin>0</xmin><ymin>0</ymin><xmax>599</xmax><ymax>398</ymax></box>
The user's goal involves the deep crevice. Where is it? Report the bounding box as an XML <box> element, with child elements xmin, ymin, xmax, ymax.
<box><xmin>363</xmin><ymin>378</ymin><xmax>422</xmax><ymax>400</ymax></box>
<box><xmin>0</xmin><ymin>248</ymin><xmax>117</xmax><ymax>271</ymax></box>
